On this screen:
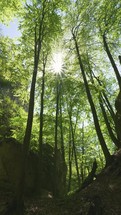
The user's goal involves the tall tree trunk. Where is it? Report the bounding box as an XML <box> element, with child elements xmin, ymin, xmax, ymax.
<box><xmin>118</xmin><ymin>55</ymin><xmax>121</xmax><ymax>65</ymax></box>
<box><xmin>92</xmin><ymin>73</ymin><xmax>115</xmax><ymax>122</ymax></box>
<box><xmin>102</xmin><ymin>93</ymin><xmax>115</xmax><ymax>122</ymax></box>
<box><xmin>103</xmin><ymin>34</ymin><xmax>121</xmax><ymax>147</ymax></box>
<box><xmin>72</xmin><ymin>32</ymin><xmax>111</xmax><ymax>165</ymax></box>
<box><xmin>15</xmin><ymin>26</ymin><xmax>42</xmax><ymax>214</ymax></box>
<box><xmin>68</xmin><ymin>126</ymin><xmax>72</xmax><ymax>192</ymax></box>
<box><xmin>59</xmin><ymin>92</ymin><xmax>65</xmax><ymax>164</ymax></box>
<box><xmin>91</xmin><ymin>72</ymin><xmax>119</xmax><ymax>147</ymax></box>
<box><xmin>80</xmin><ymin>123</ymin><xmax>85</xmax><ymax>183</ymax></box>
<box><xmin>69</xmin><ymin>112</ymin><xmax>80</xmax><ymax>188</ymax></box>
<box><xmin>53</xmin><ymin>79</ymin><xmax>60</xmax><ymax>197</ymax></box>
<box><xmin>103</xmin><ymin>34</ymin><xmax>121</xmax><ymax>91</ymax></box>
<box><xmin>14</xmin><ymin>1</ymin><xmax>47</xmax><ymax>209</ymax></box>
<box><xmin>37</xmin><ymin>53</ymin><xmax>47</xmax><ymax>193</ymax></box>
<box><xmin>60</xmin><ymin>94</ymin><xmax>67</xmax><ymax>188</ymax></box>
<box><xmin>92</xmin><ymin>72</ymin><xmax>120</xmax><ymax>147</ymax></box>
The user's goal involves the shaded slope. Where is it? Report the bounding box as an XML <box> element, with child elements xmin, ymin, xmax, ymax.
<box><xmin>65</xmin><ymin>149</ymin><xmax>121</xmax><ymax>215</ymax></box>
<box><xmin>1</xmin><ymin>150</ymin><xmax>121</xmax><ymax>215</ymax></box>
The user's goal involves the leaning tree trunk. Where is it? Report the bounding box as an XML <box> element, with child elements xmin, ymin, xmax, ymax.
<box><xmin>103</xmin><ymin>34</ymin><xmax>121</xmax><ymax>91</ymax></box>
<box><xmin>91</xmin><ymin>72</ymin><xmax>119</xmax><ymax>148</ymax></box>
<box><xmin>99</xmin><ymin>95</ymin><xmax>120</xmax><ymax>148</ymax></box>
<box><xmin>72</xmin><ymin>31</ymin><xmax>111</xmax><ymax>165</ymax></box>
<box><xmin>102</xmin><ymin>92</ymin><xmax>115</xmax><ymax>122</ymax></box>
<box><xmin>92</xmin><ymin>73</ymin><xmax>115</xmax><ymax>122</ymax></box>
<box><xmin>103</xmin><ymin>35</ymin><xmax>121</xmax><ymax>148</ymax></box>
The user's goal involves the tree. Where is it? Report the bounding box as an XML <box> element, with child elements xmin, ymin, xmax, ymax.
<box><xmin>36</xmin><ymin>52</ymin><xmax>48</xmax><ymax>193</ymax></box>
<box><xmin>14</xmin><ymin>0</ymin><xmax>60</xmax><ymax>213</ymax></box>
<box><xmin>53</xmin><ymin>77</ymin><xmax>61</xmax><ymax>196</ymax></box>
<box><xmin>88</xmin><ymin>69</ymin><xmax>120</xmax><ymax>148</ymax></box>
<box><xmin>0</xmin><ymin>0</ymin><xmax>23</xmax><ymax>23</ymax></box>
<box><xmin>72</xmin><ymin>30</ymin><xmax>111</xmax><ymax>165</ymax></box>
<box><xmin>67</xmin><ymin>100</ymin><xmax>81</xmax><ymax>188</ymax></box>
<box><xmin>94</xmin><ymin>0</ymin><xmax>121</xmax><ymax>89</ymax></box>
<box><xmin>0</xmin><ymin>37</ymin><xmax>28</xmax><ymax>141</ymax></box>
<box><xmin>102</xmin><ymin>34</ymin><xmax>121</xmax><ymax>90</ymax></box>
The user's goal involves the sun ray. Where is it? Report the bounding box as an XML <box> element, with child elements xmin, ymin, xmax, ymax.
<box><xmin>51</xmin><ymin>52</ymin><xmax>63</xmax><ymax>75</ymax></box>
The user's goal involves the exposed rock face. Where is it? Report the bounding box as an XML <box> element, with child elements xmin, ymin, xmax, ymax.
<box><xmin>115</xmin><ymin>91</ymin><xmax>121</xmax><ymax>146</ymax></box>
<box><xmin>0</xmin><ymin>138</ymin><xmax>67</xmax><ymax>196</ymax></box>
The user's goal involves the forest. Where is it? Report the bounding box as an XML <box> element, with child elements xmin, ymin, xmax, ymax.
<box><xmin>0</xmin><ymin>0</ymin><xmax>121</xmax><ymax>214</ymax></box>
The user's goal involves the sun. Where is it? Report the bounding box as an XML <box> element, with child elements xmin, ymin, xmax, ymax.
<box><xmin>51</xmin><ymin>52</ymin><xmax>63</xmax><ymax>75</ymax></box>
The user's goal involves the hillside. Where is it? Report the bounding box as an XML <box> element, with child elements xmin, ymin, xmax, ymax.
<box><xmin>1</xmin><ymin>149</ymin><xmax>121</xmax><ymax>215</ymax></box>
<box><xmin>65</xmin><ymin>149</ymin><xmax>121</xmax><ymax>215</ymax></box>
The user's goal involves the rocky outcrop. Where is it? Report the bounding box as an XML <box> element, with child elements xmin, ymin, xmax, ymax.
<box><xmin>0</xmin><ymin>138</ymin><xmax>67</xmax><ymax>196</ymax></box>
<box><xmin>115</xmin><ymin>91</ymin><xmax>121</xmax><ymax>147</ymax></box>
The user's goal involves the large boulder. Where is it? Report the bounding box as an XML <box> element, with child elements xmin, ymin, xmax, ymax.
<box><xmin>0</xmin><ymin>138</ymin><xmax>67</xmax><ymax>196</ymax></box>
<box><xmin>115</xmin><ymin>91</ymin><xmax>121</xmax><ymax>146</ymax></box>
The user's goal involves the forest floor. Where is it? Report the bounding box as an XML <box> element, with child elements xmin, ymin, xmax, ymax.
<box><xmin>1</xmin><ymin>149</ymin><xmax>121</xmax><ymax>215</ymax></box>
